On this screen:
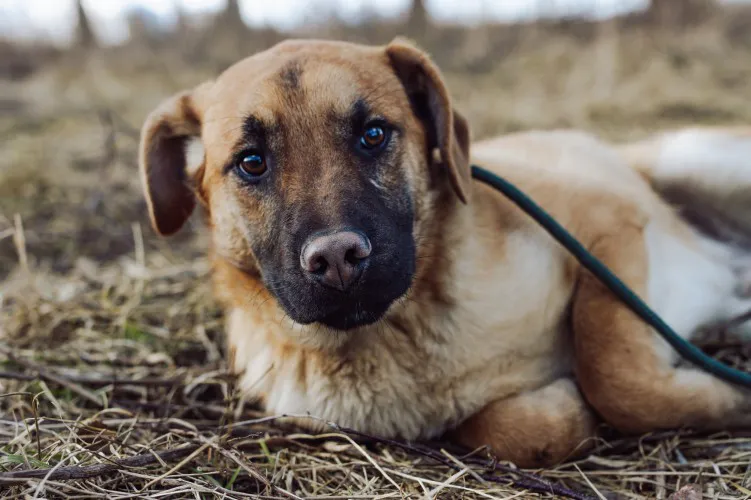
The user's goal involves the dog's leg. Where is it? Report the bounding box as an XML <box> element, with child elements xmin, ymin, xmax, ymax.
<box><xmin>450</xmin><ymin>378</ymin><xmax>598</xmax><ymax>468</ymax></box>
<box><xmin>573</xmin><ymin>224</ymin><xmax>751</xmax><ymax>434</ymax></box>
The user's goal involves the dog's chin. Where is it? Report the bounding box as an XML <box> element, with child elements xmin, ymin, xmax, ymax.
<box><xmin>281</xmin><ymin>295</ymin><xmax>398</xmax><ymax>331</ymax></box>
<box><xmin>316</xmin><ymin>300</ymin><xmax>394</xmax><ymax>331</ymax></box>
<box><xmin>272</xmin><ymin>276</ymin><xmax>411</xmax><ymax>332</ymax></box>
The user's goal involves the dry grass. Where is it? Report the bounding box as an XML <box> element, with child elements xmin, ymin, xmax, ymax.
<box><xmin>3</xmin><ymin>10</ymin><xmax>751</xmax><ymax>499</ymax></box>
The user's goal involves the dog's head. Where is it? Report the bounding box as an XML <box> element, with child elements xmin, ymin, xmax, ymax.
<box><xmin>139</xmin><ymin>38</ymin><xmax>470</xmax><ymax>332</ymax></box>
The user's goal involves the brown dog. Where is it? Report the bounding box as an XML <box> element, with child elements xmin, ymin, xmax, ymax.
<box><xmin>139</xmin><ymin>38</ymin><xmax>751</xmax><ymax>468</ymax></box>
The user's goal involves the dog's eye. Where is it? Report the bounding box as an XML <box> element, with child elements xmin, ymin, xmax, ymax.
<box><xmin>237</xmin><ymin>152</ymin><xmax>267</xmax><ymax>178</ymax></box>
<box><xmin>360</xmin><ymin>125</ymin><xmax>387</xmax><ymax>150</ymax></box>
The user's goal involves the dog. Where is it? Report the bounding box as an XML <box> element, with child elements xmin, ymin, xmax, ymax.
<box><xmin>138</xmin><ymin>37</ymin><xmax>751</xmax><ymax>468</ymax></box>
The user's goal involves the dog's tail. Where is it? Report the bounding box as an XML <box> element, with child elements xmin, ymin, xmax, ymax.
<box><xmin>617</xmin><ymin>126</ymin><xmax>751</xmax><ymax>246</ymax></box>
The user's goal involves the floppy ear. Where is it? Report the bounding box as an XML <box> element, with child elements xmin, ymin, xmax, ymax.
<box><xmin>386</xmin><ymin>38</ymin><xmax>471</xmax><ymax>203</ymax></box>
<box><xmin>138</xmin><ymin>82</ymin><xmax>211</xmax><ymax>236</ymax></box>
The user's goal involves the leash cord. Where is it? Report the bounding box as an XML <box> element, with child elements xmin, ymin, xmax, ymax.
<box><xmin>470</xmin><ymin>164</ymin><xmax>751</xmax><ymax>389</ymax></box>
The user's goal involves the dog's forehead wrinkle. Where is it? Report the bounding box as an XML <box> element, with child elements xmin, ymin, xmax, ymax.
<box><xmin>278</xmin><ymin>59</ymin><xmax>303</xmax><ymax>90</ymax></box>
<box><xmin>298</xmin><ymin>61</ymin><xmax>374</xmax><ymax>113</ymax></box>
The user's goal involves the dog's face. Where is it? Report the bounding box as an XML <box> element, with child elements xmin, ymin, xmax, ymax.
<box><xmin>139</xmin><ymin>38</ymin><xmax>470</xmax><ymax>332</ymax></box>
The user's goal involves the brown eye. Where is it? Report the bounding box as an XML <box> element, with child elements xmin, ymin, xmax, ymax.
<box><xmin>360</xmin><ymin>125</ymin><xmax>386</xmax><ymax>149</ymax></box>
<box><xmin>237</xmin><ymin>152</ymin><xmax>267</xmax><ymax>178</ymax></box>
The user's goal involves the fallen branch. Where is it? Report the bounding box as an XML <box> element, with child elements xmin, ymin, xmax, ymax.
<box><xmin>0</xmin><ymin>444</ymin><xmax>200</xmax><ymax>483</ymax></box>
<box><xmin>13</xmin><ymin>365</ymin><xmax>103</xmax><ymax>407</ymax></box>
<box><xmin>0</xmin><ymin>348</ymin><xmax>187</xmax><ymax>390</ymax></box>
<box><xmin>0</xmin><ymin>370</ymin><xmax>183</xmax><ymax>387</ymax></box>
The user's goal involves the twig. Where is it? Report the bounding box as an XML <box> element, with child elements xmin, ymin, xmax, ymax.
<box><xmin>140</xmin><ymin>441</ymin><xmax>212</xmax><ymax>490</ymax></box>
<box><xmin>196</xmin><ymin>435</ymin><xmax>302</xmax><ymax>500</ymax></box>
<box><xmin>440</xmin><ymin>448</ymin><xmax>487</xmax><ymax>485</ymax></box>
<box><xmin>0</xmin><ymin>370</ymin><xmax>183</xmax><ymax>387</ymax></box>
<box><xmin>483</xmin><ymin>475</ymin><xmax>575</xmax><ymax>498</ymax></box>
<box><xmin>112</xmin><ymin>399</ymin><xmax>230</xmax><ymax>415</ymax></box>
<box><xmin>0</xmin><ymin>357</ymin><xmax>100</xmax><ymax>407</ymax></box>
<box><xmin>574</xmin><ymin>463</ymin><xmax>608</xmax><ymax>500</ymax></box>
<box><xmin>0</xmin><ymin>444</ymin><xmax>200</xmax><ymax>483</ymax></box>
<box><xmin>97</xmin><ymin>109</ymin><xmax>117</xmax><ymax>167</ymax></box>
<box><xmin>0</xmin><ymin>371</ymin><xmax>36</xmax><ymax>381</ymax></box>
<box><xmin>12</xmin><ymin>214</ymin><xmax>29</xmax><ymax>274</ymax></box>
<box><xmin>20</xmin><ymin>364</ymin><xmax>103</xmax><ymax>407</ymax></box>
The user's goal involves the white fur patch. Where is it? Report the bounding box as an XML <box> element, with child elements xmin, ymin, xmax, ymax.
<box><xmin>645</xmin><ymin>220</ymin><xmax>751</xmax><ymax>353</ymax></box>
<box><xmin>654</xmin><ymin>129</ymin><xmax>751</xmax><ymax>194</ymax></box>
<box><xmin>184</xmin><ymin>137</ymin><xmax>205</xmax><ymax>177</ymax></box>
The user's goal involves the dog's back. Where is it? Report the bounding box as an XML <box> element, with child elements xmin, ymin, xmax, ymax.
<box><xmin>470</xmin><ymin>129</ymin><xmax>678</xmax><ymax>233</ymax></box>
<box><xmin>473</xmin><ymin>127</ymin><xmax>751</xmax><ymax>248</ymax></box>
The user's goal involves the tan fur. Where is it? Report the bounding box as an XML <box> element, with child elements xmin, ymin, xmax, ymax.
<box><xmin>138</xmin><ymin>38</ymin><xmax>751</xmax><ymax>469</ymax></box>
<box><xmin>449</xmin><ymin>378</ymin><xmax>598</xmax><ymax>466</ymax></box>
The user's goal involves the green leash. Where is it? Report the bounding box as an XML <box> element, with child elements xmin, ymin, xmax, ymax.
<box><xmin>470</xmin><ymin>164</ymin><xmax>751</xmax><ymax>389</ymax></box>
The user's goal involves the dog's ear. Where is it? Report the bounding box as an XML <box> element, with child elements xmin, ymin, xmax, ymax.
<box><xmin>138</xmin><ymin>82</ymin><xmax>212</xmax><ymax>236</ymax></box>
<box><xmin>386</xmin><ymin>38</ymin><xmax>471</xmax><ymax>203</ymax></box>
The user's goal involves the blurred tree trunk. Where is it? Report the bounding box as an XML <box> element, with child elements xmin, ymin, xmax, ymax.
<box><xmin>219</xmin><ymin>0</ymin><xmax>247</xmax><ymax>34</ymax></box>
<box><xmin>74</xmin><ymin>0</ymin><xmax>97</xmax><ymax>48</ymax></box>
<box><xmin>407</xmin><ymin>0</ymin><xmax>430</xmax><ymax>36</ymax></box>
<box><xmin>175</xmin><ymin>2</ymin><xmax>190</xmax><ymax>34</ymax></box>
<box><xmin>647</xmin><ymin>0</ymin><xmax>718</xmax><ymax>27</ymax></box>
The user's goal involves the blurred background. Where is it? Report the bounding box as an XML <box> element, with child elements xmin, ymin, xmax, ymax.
<box><xmin>2</xmin><ymin>0</ymin><xmax>751</xmax><ymax>282</ymax></box>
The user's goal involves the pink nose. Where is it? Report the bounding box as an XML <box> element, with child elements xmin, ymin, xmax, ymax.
<box><xmin>300</xmin><ymin>231</ymin><xmax>372</xmax><ymax>291</ymax></box>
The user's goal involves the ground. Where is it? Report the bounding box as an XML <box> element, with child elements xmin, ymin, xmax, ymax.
<box><xmin>2</xmin><ymin>11</ymin><xmax>751</xmax><ymax>499</ymax></box>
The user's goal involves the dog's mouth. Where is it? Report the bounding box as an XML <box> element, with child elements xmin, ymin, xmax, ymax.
<box><xmin>265</xmin><ymin>257</ymin><xmax>413</xmax><ymax>332</ymax></box>
<box><xmin>270</xmin><ymin>282</ymin><xmax>404</xmax><ymax>331</ymax></box>
<box><xmin>315</xmin><ymin>297</ymin><xmax>395</xmax><ymax>330</ymax></box>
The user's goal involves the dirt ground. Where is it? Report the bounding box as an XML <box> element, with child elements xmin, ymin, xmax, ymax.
<box><xmin>2</xmin><ymin>10</ymin><xmax>751</xmax><ymax>499</ymax></box>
